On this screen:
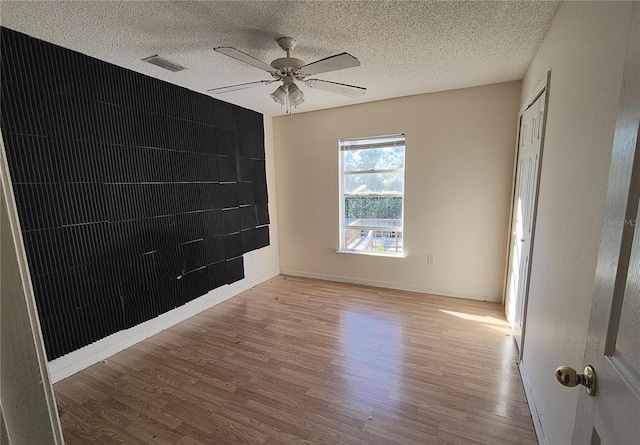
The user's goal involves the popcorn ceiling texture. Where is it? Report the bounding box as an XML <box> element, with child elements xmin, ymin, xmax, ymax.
<box><xmin>0</xmin><ymin>1</ymin><xmax>559</xmax><ymax>116</ymax></box>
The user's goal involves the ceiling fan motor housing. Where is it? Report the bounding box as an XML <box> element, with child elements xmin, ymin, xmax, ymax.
<box><xmin>270</xmin><ymin>57</ymin><xmax>306</xmax><ymax>78</ymax></box>
<box><xmin>277</xmin><ymin>37</ymin><xmax>297</xmax><ymax>51</ymax></box>
<box><xmin>270</xmin><ymin>37</ymin><xmax>306</xmax><ymax>79</ymax></box>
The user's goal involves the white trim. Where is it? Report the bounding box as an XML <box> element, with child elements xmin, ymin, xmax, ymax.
<box><xmin>519</xmin><ymin>76</ymin><xmax>549</xmax><ymax>116</ymax></box>
<box><xmin>2</xmin><ymin>131</ymin><xmax>64</xmax><ymax>442</ymax></box>
<box><xmin>519</xmin><ymin>358</ymin><xmax>548</xmax><ymax>445</ymax></box>
<box><xmin>340</xmin><ymin>134</ymin><xmax>405</xmax><ymax>150</ymax></box>
<box><xmin>280</xmin><ymin>269</ymin><xmax>500</xmax><ymax>302</ymax></box>
<box><xmin>336</xmin><ymin>250</ymin><xmax>404</xmax><ymax>258</ymax></box>
<box><xmin>342</xmin><ymin>224</ymin><xmax>402</xmax><ymax>231</ymax></box>
<box><xmin>344</xmin><ymin>193</ymin><xmax>403</xmax><ymax>198</ymax></box>
<box><xmin>48</xmin><ymin>270</ymin><xmax>278</xmax><ymax>383</ymax></box>
<box><xmin>343</xmin><ymin>168</ymin><xmax>404</xmax><ymax>175</ymax></box>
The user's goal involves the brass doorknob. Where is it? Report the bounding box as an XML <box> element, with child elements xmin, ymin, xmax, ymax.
<box><xmin>555</xmin><ymin>365</ymin><xmax>597</xmax><ymax>396</ymax></box>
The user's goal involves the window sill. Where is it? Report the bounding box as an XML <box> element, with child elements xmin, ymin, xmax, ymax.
<box><xmin>336</xmin><ymin>250</ymin><xmax>405</xmax><ymax>259</ymax></box>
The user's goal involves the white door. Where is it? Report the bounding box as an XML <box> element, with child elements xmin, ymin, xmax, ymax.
<box><xmin>570</xmin><ymin>5</ymin><xmax>640</xmax><ymax>444</ymax></box>
<box><xmin>506</xmin><ymin>84</ymin><xmax>547</xmax><ymax>353</ymax></box>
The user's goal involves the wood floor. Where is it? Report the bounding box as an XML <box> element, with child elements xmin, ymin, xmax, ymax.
<box><xmin>54</xmin><ymin>276</ymin><xmax>537</xmax><ymax>445</ymax></box>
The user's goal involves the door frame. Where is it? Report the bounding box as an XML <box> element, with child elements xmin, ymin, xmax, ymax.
<box><xmin>572</xmin><ymin>4</ymin><xmax>640</xmax><ymax>442</ymax></box>
<box><xmin>1</xmin><ymin>132</ymin><xmax>64</xmax><ymax>443</ymax></box>
<box><xmin>503</xmin><ymin>72</ymin><xmax>551</xmax><ymax>358</ymax></box>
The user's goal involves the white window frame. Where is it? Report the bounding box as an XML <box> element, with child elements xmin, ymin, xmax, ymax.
<box><xmin>338</xmin><ymin>134</ymin><xmax>406</xmax><ymax>257</ymax></box>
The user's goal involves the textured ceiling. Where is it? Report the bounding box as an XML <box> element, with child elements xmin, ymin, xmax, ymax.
<box><xmin>0</xmin><ymin>1</ymin><xmax>560</xmax><ymax>117</ymax></box>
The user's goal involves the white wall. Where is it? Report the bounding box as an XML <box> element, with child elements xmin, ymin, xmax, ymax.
<box><xmin>518</xmin><ymin>2</ymin><xmax>632</xmax><ymax>444</ymax></box>
<box><xmin>48</xmin><ymin>116</ymin><xmax>281</xmax><ymax>382</ymax></box>
<box><xmin>274</xmin><ymin>82</ymin><xmax>521</xmax><ymax>301</ymax></box>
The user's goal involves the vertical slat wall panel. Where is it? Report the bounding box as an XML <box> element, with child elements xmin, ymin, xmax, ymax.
<box><xmin>0</xmin><ymin>27</ymin><xmax>270</xmax><ymax>360</ymax></box>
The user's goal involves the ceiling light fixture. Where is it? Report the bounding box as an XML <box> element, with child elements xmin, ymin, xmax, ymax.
<box><xmin>270</xmin><ymin>77</ymin><xmax>304</xmax><ymax>114</ymax></box>
<box><xmin>209</xmin><ymin>36</ymin><xmax>366</xmax><ymax>114</ymax></box>
<box><xmin>270</xmin><ymin>86</ymin><xmax>287</xmax><ymax>105</ymax></box>
<box><xmin>287</xmin><ymin>83</ymin><xmax>304</xmax><ymax>106</ymax></box>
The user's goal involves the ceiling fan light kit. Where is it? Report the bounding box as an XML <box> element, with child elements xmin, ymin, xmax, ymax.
<box><xmin>208</xmin><ymin>36</ymin><xmax>366</xmax><ymax>114</ymax></box>
<box><xmin>286</xmin><ymin>82</ymin><xmax>304</xmax><ymax>106</ymax></box>
<box><xmin>270</xmin><ymin>85</ymin><xmax>287</xmax><ymax>105</ymax></box>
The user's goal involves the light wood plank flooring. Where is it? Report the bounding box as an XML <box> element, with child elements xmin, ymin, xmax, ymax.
<box><xmin>54</xmin><ymin>275</ymin><xmax>537</xmax><ymax>445</ymax></box>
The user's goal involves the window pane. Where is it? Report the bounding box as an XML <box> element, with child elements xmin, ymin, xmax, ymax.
<box><xmin>344</xmin><ymin>171</ymin><xmax>404</xmax><ymax>194</ymax></box>
<box><xmin>339</xmin><ymin>134</ymin><xmax>405</xmax><ymax>256</ymax></box>
<box><xmin>343</xmin><ymin>228</ymin><xmax>403</xmax><ymax>253</ymax></box>
<box><xmin>344</xmin><ymin>196</ymin><xmax>402</xmax><ymax>222</ymax></box>
<box><xmin>343</xmin><ymin>146</ymin><xmax>405</xmax><ymax>171</ymax></box>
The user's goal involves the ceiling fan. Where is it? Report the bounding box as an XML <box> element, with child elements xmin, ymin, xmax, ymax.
<box><xmin>208</xmin><ymin>37</ymin><xmax>366</xmax><ymax>113</ymax></box>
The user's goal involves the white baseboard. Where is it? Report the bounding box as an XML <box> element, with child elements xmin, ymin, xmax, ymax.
<box><xmin>280</xmin><ymin>269</ymin><xmax>500</xmax><ymax>302</ymax></box>
<box><xmin>48</xmin><ymin>271</ymin><xmax>279</xmax><ymax>383</ymax></box>
<box><xmin>519</xmin><ymin>358</ymin><xmax>547</xmax><ymax>445</ymax></box>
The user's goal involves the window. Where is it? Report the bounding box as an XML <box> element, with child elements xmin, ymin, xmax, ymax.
<box><xmin>339</xmin><ymin>134</ymin><xmax>405</xmax><ymax>256</ymax></box>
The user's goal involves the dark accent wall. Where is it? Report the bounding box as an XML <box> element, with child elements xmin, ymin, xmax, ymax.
<box><xmin>0</xmin><ymin>27</ymin><xmax>270</xmax><ymax>360</ymax></box>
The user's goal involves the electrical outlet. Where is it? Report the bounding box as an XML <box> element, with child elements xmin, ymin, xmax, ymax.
<box><xmin>426</xmin><ymin>254</ymin><xmax>435</xmax><ymax>265</ymax></box>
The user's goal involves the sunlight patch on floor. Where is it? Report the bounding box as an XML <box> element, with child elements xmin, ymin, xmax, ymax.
<box><xmin>439</xmin><ymin>309</ymin><xmax>510</xmax><ymax>327</ymax></box>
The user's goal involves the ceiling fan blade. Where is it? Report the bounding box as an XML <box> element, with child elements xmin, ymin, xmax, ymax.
<box><xmin>300</xmin><ymin>53</ymin><xmax>360</xmax><ymax>76</ymax></box>
<box><xmin>305</xmin><ymin>79</ymin><xmax>366</xmax><ymax>97</ymax></box>
<box><xmin>214</xmin><ymin>47</ymin><xmax>279</xmax><ymax>74</ymax></box>
<box><xmin>207</xmin><ymin>80</ymin><xmax>274</xmax><ymax>94</ymax></box>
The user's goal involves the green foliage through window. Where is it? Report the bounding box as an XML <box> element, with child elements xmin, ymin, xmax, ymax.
<box><xmin>345</xmin><ymin>196</ymin><xmax>402</xmax><ymax>220</ymax></box>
